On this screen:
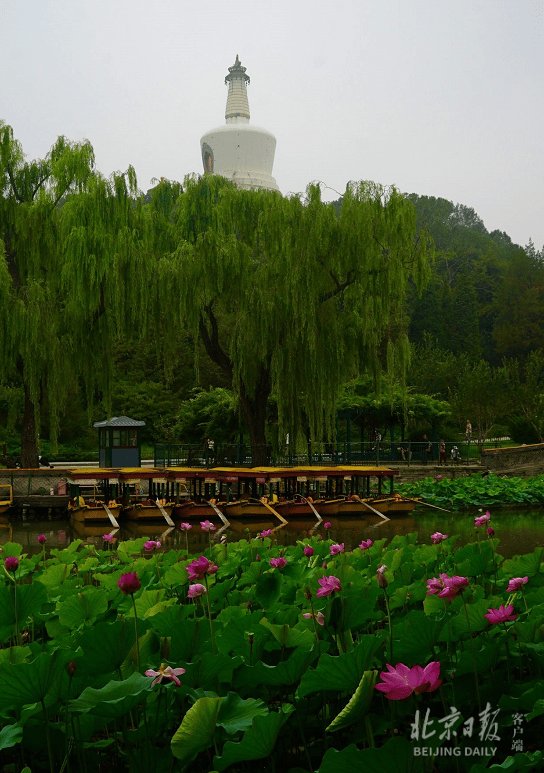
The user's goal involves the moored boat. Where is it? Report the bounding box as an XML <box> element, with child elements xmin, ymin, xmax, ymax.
<box><xmin>67</xmin><ymin>468</ymin><xmax>122</xmax><ymax>526</ymax></box>
<box><xmin>0</xmin><ymin>484</ymin><xmax>13</xmax><ymax>523</ymax></box>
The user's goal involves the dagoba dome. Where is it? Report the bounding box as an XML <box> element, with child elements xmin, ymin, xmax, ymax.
<box><xmin>200</xmin><ymin>56</ymin><xmax>279</xmax><ymax>192</ymax></box>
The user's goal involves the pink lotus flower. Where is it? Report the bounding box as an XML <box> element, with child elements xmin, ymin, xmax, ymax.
<box><xmin>303</xmin><ymin>611</ymin><xmax>325</xmax><ymax>626</ymax></box>
<box><xmin>186</xmin><ymin>555</ymin><xmax>218</xmax><ymax>581</ymax></box>
<box><xmin>426</xmin><ymin>575</ymin><xmax>446</xmax><ymax>595</ymax></box>
<box><xmin>144</xmin><ymin>540</ymin><xmax>161</xmax><ymax>552</ymax></box>
<box><xmin>436</xmin><ymin>475</ymin><xmax>443</xmax><ymax>481</ymax></box>
<box><xmin>303</xmin><ymin>545</ymin><xmax>314</xmax><ymax>557</ymax></box>
<box><xmin>37</xmin><ymin>534</ymin><xmax>46</xmax><ymax>545</ymax></box>
<box><xmin>316</xmin><ymin>575</ymin><xmax>341</xmax><ymax>597</ymax></box>
<box><xmin>484</xmin><ymin>604</ymin><xmax>518</xmax><ymax>625</ymax></box>
<box><xmin>270</xmin><ymin>557</ymin><xmax>287</xmax><ymax>569</ymax></box>
<box><xmin>375</xmin><ymin>662</ymin><xmax>442</xmax><ymax>700</ymax></box>
<box><xmin>377</xmin><ymin>564</ymin><xmax>388</xmax><ymax>589</ymax></box>
<box><xmin>260</xmin><ymin>529</ymin><xmax>273</xmax><ymax>538</ymax></box>
<box><xmin>474</xmin><ymin>511</ymin><xmax>491</xmax><ymax>527</ymax></box>
<box><xmin>444</xmin><ymin>575</ymin><xmax>470</xmax><ymax>592</ymax></box>
<box><xmin>179</xmin><ymin>523</ymin><xmax>192</xmax><ymax>531</ymax></box>
<box><xmin>118</xmin><ymin>572</ymin><xmax>141</xmax><ymax>595</ymax></box>
<box><xmin>507</xmin><ymin>576</ymin><xmax>529</xmax><ymax>592</ymax></box>
<box><xmin>359</xmin><ymin>539</ymin><xmax>373</xmax><ymax>551</ymax></box>
<box><xmin>187</xmin><ymin>583</ymin><xmax>207</xmax><ymax>598</ymax></box>
<box><xmin>145</xmin><ymin>664</ymin><xmax>186</xmax><ymax>687</ymax></box>
<box><xmin>5</xmin><ymin>556</ymin><xmax>19</xmax><ymax>572</ymax></box>
<box><xmin>487</xmin><ymin>526</ymin><xmax>495</xmax><ymax>537</ymax></box>
<box><xmin>323</xmin><ymin>522</ymin><xmax>331</xmax><ymax>529</ymax></box>
<box><xmin>200</xmin><ymin>520</ymin><xmax>216</xmax><ymax>532</ymax></box>
<box><xmin>430</xmin><ymin>532</ymin><xmax>448</xmax><ymax>544</ymax></box>
<box><xmin>103</xmin><ymin>534</ymin><xmax>115</xmax><ymax>542</ymax></box>
<box><xmin>426</xmin><ymin>574</ymin><xmax>469</xmax><ymax>599</ymax></box>
<box><xmin>329</xmin><ymin>543</ymin><xmax>345</xmax><ymax>556</ymax></box>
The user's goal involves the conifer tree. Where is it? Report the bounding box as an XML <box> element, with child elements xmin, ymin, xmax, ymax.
<box><xmin>0</xmin><ymin>122</ymin><xmax>146</xmax><ymax>466</ymax></box>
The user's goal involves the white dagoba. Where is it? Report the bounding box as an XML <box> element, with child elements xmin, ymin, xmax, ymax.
<box><xmin>200</xmin><ymin>56</ymin><xmax>279</xmax><ymax>192</ymax></box>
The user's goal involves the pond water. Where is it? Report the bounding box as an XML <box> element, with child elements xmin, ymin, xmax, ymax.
<box><xmin>2</xmin><ymin>505</ymin><xmax>544</xmax><ymax>559</ymax></box>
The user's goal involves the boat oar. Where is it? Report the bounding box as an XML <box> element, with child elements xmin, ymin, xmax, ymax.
<box><xmin>298</xmin><ymin>495</ymin><xmax>323</xmax><ymax>529</ymax></box>
<box><xmin>357</xmin><ymin>497</ymin><xmax>390</xmax><ymax>524</ymax></box>
<box><xmin>155</xmin><ymin>499</ymin><xmax>175</xmax><ymax>527</ymax></box>
<box><xmin>102</xmin><ymin>503</ymin><xmax>120</xmax><ymax>529</ymax></box>
<box><xmin>251</xmin><ymin>498</ymin><xmax>288</xmax><ymax>529</ymax></box>
<box><xmin>404</xmin><ymin>497</ymin><xmax>451</xmax><ymax>513</ymax></box>
<box><xmin>205</xmin><ymin>500</ymin><xmax>230</xmax><ymax>535</ymax></box>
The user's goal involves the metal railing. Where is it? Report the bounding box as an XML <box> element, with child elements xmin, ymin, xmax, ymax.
<box><xmin>154</xmin><ymin>440</ymin><xmax>494</xmax><ymax>468</ymax></box>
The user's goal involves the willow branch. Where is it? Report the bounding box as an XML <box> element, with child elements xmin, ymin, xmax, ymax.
<box><xmin>198</xmin><ymin>304</ymin><xmax>233</xmax><ymax>379</ymax></box>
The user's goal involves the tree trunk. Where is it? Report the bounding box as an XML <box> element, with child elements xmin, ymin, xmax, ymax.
<box><xmin>20</xmin><ymin>385</ymin><xmax>39</xmax><ymax>468</ymax></box>
<box><xmin>239</xmin><ymin>368</ymin><xmax>271</xmax><ymax>467</ymax></box>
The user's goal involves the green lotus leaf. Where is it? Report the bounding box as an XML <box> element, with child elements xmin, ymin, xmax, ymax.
<box><xmin>393</xmin><ymin>610</ymin><xmax>444</xmax><ymax>665</ymax></box>
<box><xmin>77</xmin><ymin>619</ymin><xmax>149</xmax><ymax>676</ymax></box>
<box><xmin>163</xmin><ymin>561</ymin><xmax>190</xmax><ymax>587</ymax></box>
<box><xmin>235</xmin><ymin>645</ymin><xmax>317</xmax><ymax>690</ymax></box>
<box><xmin>57</xmin><ymin>588</ymin><xmax>108</xmax><ymax>629</ymax></box>
<box><xmin>237</xmin><ymin>561</ymin><xmax>265</xmax><ymax>588</ymax></box>
<box><xmin>216</xmin><ymin>692</ymin><xmax>268</xmax><ymax>734</ymax></box>
<box><xmin>0</xmin><ymin>648</ymin><xmax>76</xmax><ymax>710</ymax></box>
<box><xmin>215</xmin><ymin>610</ymin><xmax>271</xmax><ymax>661</ymax></box>
<box><xmin>455</xmin><ymin>640</ymin><xmax>501</xmax><ymax>676</ymax></box>
<box><xmin>168</xmin><ymin>618</ymin><xmax>214</xmax><ymax>662</ymax></box>
<box><xmin>0</xmin><ymin>723</ymin><xmax>23</xmax><ymax>751</ymax></box>
<box><xmin>453</xmin><ymin>542</ymin><xmax>497</xmax><ymax>576</ymax></box>
<box><xmin>327</xmin><ymin>593</ymin><xmax>379</xmax><ymax>632</ymax></box>
<box><xmin>37</xmin><ymin>563</ymin><xmax>72</xmax><ymax>588</ymax></box>
<box><xmin>0</xmin><ymin>646</ymin><xmax>32</xmax><ymax>665</ymax></box>
<box><xmin>327</xmin><ymin>670</ymin><xmax>377</xmax><ymax>732</ymax></box>
<box><xmin>502</xmin><ymin>548</ymin><xmax>544</xmax><ymax>578</ymax></box>
<box><xmin>171</xmin><ymin>695</ymin><xmax>223</xmax><ymax>763</ymax></box>
<box><xmin>318</xmin><ymin>737</ymin><xmax>424</xmax><ymax>773</ymax></box>
<box><xmin>468</xmin><ymin>750</ymin><xmax>543</xmax><ymax>772</ymax></box>
<box><xmin>49</xmin><ymin>541</ymin><xmax>84</xmax><ymax>563</ymax></box>
<box><xmin>125</xmin><ymin>589</ymin><xmax>167</xmax><ymax>617</ymax></box>
<box><xmin>259</xmin><ymin>618</ymin><xmax>315</xmax><ymax>649</ymax></box>
<box><xmin>297</xmin><ymin>636</ymin><xmax>380</xmax><ymax>698</ymax></box>
<box><xmin>254</xmin><ymin>572</ymin><xmax>282</xmax><ymax>609</ymax></box>
<box><xmin>0</xmin><ymin>542</ymin><xmax>23</xmax><ymax>559</ymax></box>
<box><xmin>146</xmin><ymin>604</ymin><xmax>189</xmax><ymax>635</ymax></box>
<box><xmin>178</xmin><ymin>652</ymin><xmax>243</xmax><ymax>690</ymax></box>
<box><xmin>69</xmin><ymin>672</ymin><xmax>153</xmax><ymax>719</ymax></box>
<box><xmin>0</xmin><ymin>582</ymin><xmax>48</xmax><ymax>636</ymax></box>
<box><xmin>213</xmin><ymin>706</ymin><xmax>295</xmax><ymax>772</ymax></box>
<box><xmin>446</xmin><ymin>597</ymin><xmax>502</xmax><ymax>640</ymax></box>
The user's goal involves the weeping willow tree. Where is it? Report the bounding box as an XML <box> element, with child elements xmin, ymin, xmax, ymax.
<box><xmin>159</xmin><ymin>175</ymin><xmax>433</xmax><ymax>464</ymax></box>
<box><xmin>0</xmin><ymin>122</ymin><xmax>149</xmax><ymax>467</ymax></box>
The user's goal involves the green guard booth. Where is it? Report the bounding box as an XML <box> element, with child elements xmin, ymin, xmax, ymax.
<box><xmin>94</xmin><ymin>416</ymin><xmax>145</xmax><ymax>468</ymax></box>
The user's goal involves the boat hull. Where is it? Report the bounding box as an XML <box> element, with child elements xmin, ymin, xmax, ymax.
<box><xmin>124</xmin><ymin>504</ymin><xmax>174</xmax><ymax>521</ymax></box>
<box><xmin>69</xmin><ymin>504</ymin><xmax>122</xmax><ymax>523</ymax></box>
<box><xmin>172</xmin><ymin>502</ymin><xmax>219</xmax><ymax>520</ymax></box>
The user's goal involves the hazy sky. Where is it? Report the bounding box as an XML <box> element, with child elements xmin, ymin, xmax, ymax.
<box><xmin>2</xmin><ymin>0</ymin><xmax>543</xmax><ymax>249</ymax></box>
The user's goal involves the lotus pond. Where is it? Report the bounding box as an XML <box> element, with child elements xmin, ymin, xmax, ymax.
<box><xmin>1</xmin><ymin>513</ymin><xmax>544</xmax><ymax>773</ymax></box>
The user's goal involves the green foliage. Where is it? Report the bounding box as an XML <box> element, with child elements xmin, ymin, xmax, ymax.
<box><xmin>399</xmin><ymin>473</ymin><xmax>544</xmax><ymax>509</ymax></box>
<box><xmin>0</xmin><ymin>122</ymin><xmax>148</xmax><ymax>464</ymax></box>
<box><xmin>161</xmin><ymin>176</ymin><xmax>432</xmax><ymax>456</ymax></box>
<box><xmin>0</xmin><ymin>526</ymin><xmax>542</xmax><ymax>770</ymax></box>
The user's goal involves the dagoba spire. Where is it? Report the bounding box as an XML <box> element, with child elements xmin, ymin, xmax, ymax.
<box><xmin>224</xmin><ymin>55</ymin><xmax>250</xmax><ymax>124</ymax></box>
<box><xmin>200</xmin><ymin>56</ymin><xmax>279</xmax><ymax>192</ymax></box>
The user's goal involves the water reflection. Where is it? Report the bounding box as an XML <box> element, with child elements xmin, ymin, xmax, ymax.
<box><xmin>3</xmin><ymin>508</ymin><xmax>544</xmax><ymax>559</ymax></box>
